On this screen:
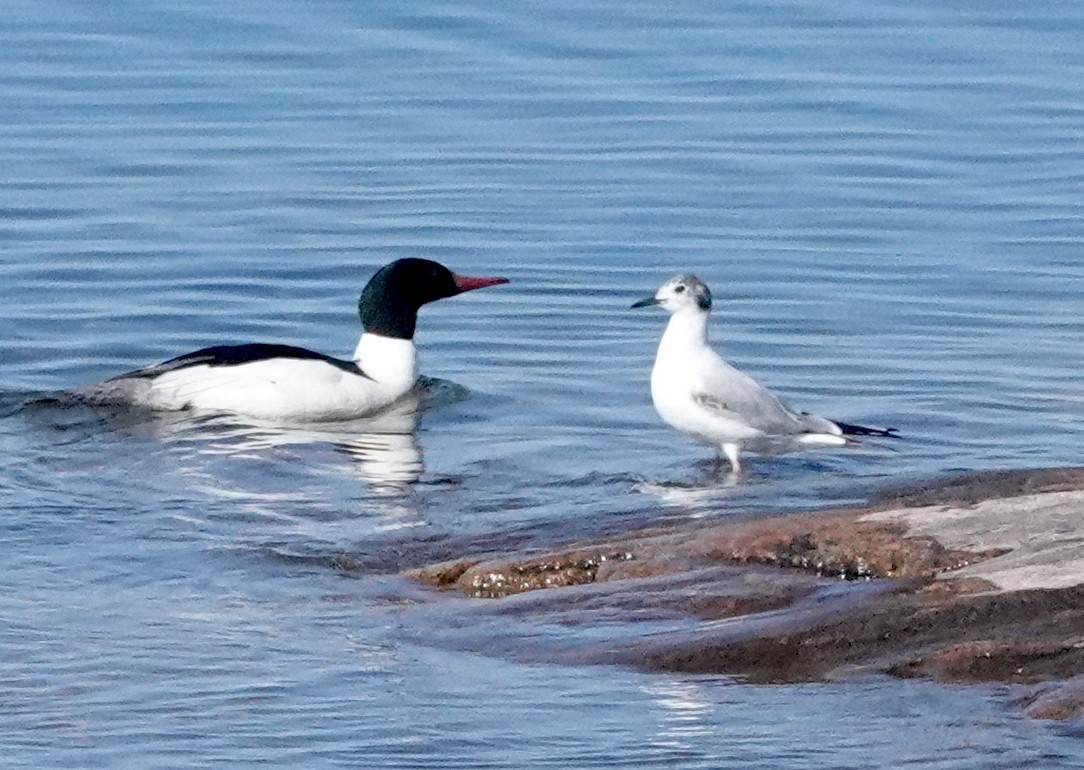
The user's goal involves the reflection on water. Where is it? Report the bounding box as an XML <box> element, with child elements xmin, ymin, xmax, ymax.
<box><xmin>172</xmin><ymin>392</ymin><xmax>428</xmax><ymax>493</ymax></box>
<box><xmin>13</xmin><ymin>376</ymin><xmax>469</xmax><ymax>511</ymax></box>
<box><xmin>177</xmin><ymin>413</ymin><xmax>429</xmax><ymax>527</ymax></box>
<box><xmin>634</xmin><ymin>475</ymin><xmax>744</xmax><ymax>515</ymax></box>
<box><xmin>642</xmin><ymin>679</ymin><xmax>715</xmax><ymax>750</ymax></box>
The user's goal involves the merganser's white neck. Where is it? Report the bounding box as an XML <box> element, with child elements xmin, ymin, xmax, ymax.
<box><xmin>353</xmin><ymin>332</ymin><xmax>418</xmax><ymax>392</ymax></box>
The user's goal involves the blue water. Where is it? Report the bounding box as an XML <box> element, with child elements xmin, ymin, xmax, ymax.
<box><xmin>2</xmin><ymin>0</ymin><xmax>1083</xmax><ymax>766</ymax></box>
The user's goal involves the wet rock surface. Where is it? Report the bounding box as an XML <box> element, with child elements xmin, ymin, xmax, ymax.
<box><xmin>408</xmin><ymin>509</ymin><xmax>994</xmax><ymax>595</ymax></box>
<box><xmin>402</xmin><ymin>466</ymin><xmax>1084</xmax><ymax>720</ymax></box>
<box><xmin>1024</xmin><ymin>676</ymin><xmax>1084</xmax><ymax>721</ymax></box>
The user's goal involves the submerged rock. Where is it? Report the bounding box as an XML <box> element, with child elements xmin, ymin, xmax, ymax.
<box><xmin>1024</xmin><ymin>676</ymin><xmax>1084</xmax><ymax>721</ymax></box>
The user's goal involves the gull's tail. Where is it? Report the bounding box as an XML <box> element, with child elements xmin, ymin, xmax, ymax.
<box><xmin>835</xmin><ymin>421</ymin><xmax>901</xmax><ymax>439</ymax></box>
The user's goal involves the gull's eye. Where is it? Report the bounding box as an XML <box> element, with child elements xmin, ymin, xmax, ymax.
<box><xmin>674</xmin><ymin>285</ymin><xmax>686</xmax><ymax>293</ymax></box>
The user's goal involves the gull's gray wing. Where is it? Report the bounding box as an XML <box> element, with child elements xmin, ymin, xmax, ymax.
<box><xmin>690</xmin><ymin>352</ymin><xmax>838</xmax><ymax>437</ymax></box>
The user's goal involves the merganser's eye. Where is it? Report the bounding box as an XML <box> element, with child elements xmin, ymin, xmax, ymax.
<box><xmin>674</xmin><ymin>285</ymin><xmax>686</xmax><ymax>293</ymax></box>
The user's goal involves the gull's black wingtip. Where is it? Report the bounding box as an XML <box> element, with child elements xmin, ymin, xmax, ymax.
<box><xmin>836</xmin><ymin>421</ymin><xmax>902</xmax><ymax>439</ymax></box>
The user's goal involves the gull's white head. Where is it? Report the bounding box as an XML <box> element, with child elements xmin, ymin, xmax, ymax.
<box><xmin>631</xmin><ymin>274</ymin><xmax>712</xmax><ymax>314</ymax></box>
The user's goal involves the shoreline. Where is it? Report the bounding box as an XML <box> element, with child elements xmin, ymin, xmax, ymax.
<box><xmin>405</xmin><ymin>467</ymin><xmax>1084</xmax><ymax>721</ymax></box>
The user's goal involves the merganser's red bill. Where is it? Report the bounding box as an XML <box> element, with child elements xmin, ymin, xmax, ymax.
<box><xmin>451</xmin><ymin>273</ymin><xmax>509</xmax><ymax>293</ymax></box>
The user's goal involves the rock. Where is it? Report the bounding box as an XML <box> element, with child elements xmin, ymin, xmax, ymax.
<box><xmin>407</xmin><ymin>509</ymin><xmax>997</xmax><ymax>597</ymax></box>
<box><xmin>888</xmin><ymin>640</ymin><xmax>1084</xmax><ymax>684</ymax></box>
<box><xmin>864</xmin><ymin>489</ymin><xmax>1084</xmax><ymax>591</ymax></box>
<box><xmin>398</xmin><ymin>466</ymin><xmax>1084</xmax><ymax>718</ymax></box>
<box><xmin>869</xmin><ymin>467</ymin><xmax>1084</xmax><ymax>508</ymax></box>
<box><xmin>606</xmin><ymin>585</ymin><xmax>1084</xmax><ymax>686</ymax></box>
<box><xmin>1023</xmin><ymin>676</ymin><xmax>1084</xmax><ymax>721</ymax></box>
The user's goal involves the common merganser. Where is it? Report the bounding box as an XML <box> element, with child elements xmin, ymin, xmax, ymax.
<box><xmin>80</xmin><ymin>258</ymin><xmax>507</xmax><ymax>422</ymax></box>
<box><xmin>632</xmin><ymin>273</ymin><xmax>897</xmax><ymax>475</ymax></box>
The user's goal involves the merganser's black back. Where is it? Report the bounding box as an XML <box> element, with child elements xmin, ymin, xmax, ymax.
<box><xmin>122</xmin><ymin>343</ymin><xmax>365</xmax><ymax>379</ymax></box>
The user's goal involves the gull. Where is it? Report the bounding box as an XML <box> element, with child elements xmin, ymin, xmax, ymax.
<box><xmin>632</xmin><ymin>273</ymin><xmax>897</xmax><ymax>475</ymax></box>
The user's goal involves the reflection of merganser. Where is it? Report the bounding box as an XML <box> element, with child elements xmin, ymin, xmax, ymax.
<box><xmin>81</xmin><ymin>259</ymin><xmax>507</xmax><ymax>422</ymax></box>
<box><xmin>632</xmin><ymin>273</ymin><xmax>897</xmax><ymax>476</ymax></box>
<box><xmin>204</xmin><ymin>389</ymin><xmax>430</xmax><ymax>491</ymax></box>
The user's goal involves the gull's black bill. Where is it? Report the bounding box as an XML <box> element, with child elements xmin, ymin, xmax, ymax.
<box><xmin>631</xmin><ymin>296</ymin><xmax>660</xmax><ymax>309</ymax></box>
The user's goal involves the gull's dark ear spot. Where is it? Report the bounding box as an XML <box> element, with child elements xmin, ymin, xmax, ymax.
<box><xmin>696</xmin><ymin>283</ymin><xmax>712</xmax><ymax>310</ymax></box>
